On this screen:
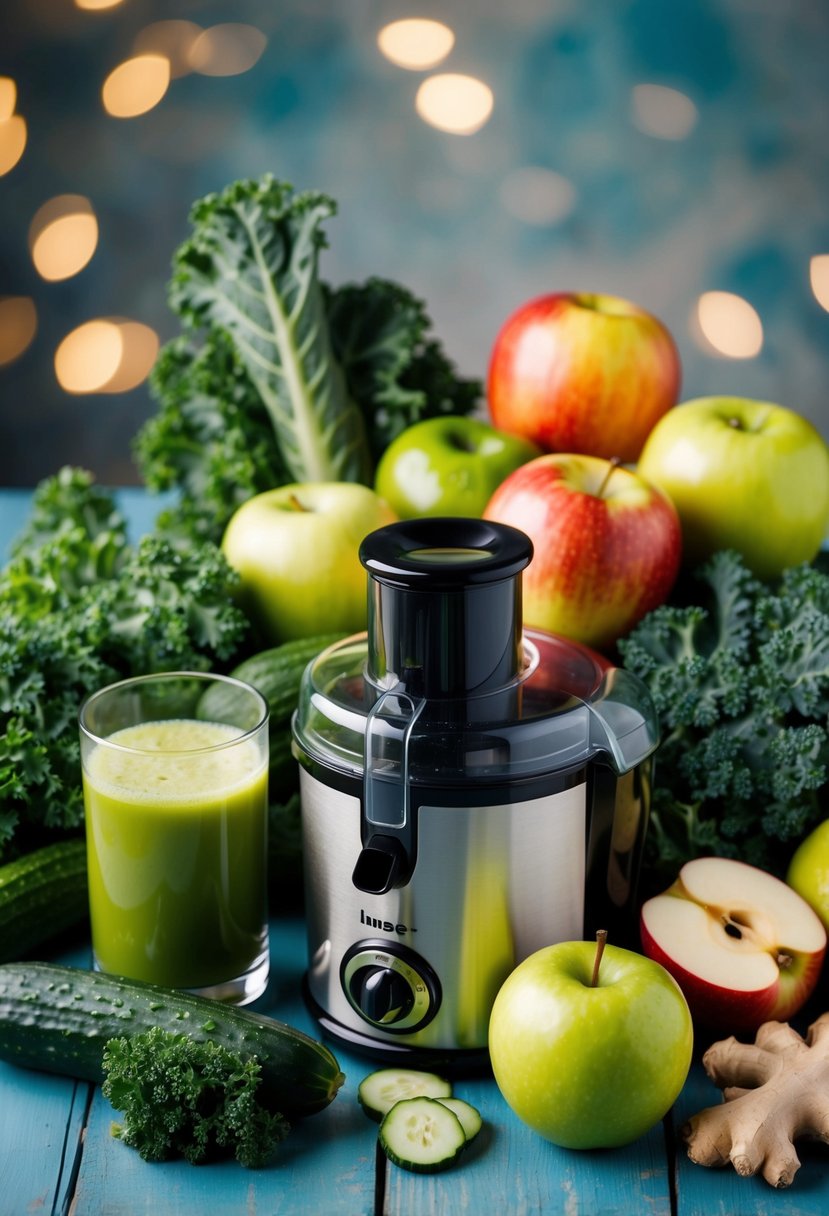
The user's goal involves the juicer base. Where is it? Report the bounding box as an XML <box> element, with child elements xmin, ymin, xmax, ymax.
<box><xmin>302</xmin><ymin>975</ymin><xmax>492</xmax><ymax>1077</ymax></box>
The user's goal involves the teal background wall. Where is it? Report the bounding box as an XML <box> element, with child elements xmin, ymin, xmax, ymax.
<box><xmin>1</xmin><ymin>0</ymin><xmax>828</xmax><ymax>486</ymax></box>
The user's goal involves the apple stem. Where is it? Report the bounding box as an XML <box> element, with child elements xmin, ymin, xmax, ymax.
<box><xmin>591</xmin><ymin>929</ymin><xmax>608</xmax><ymax>987</ymax></box>
<box><xmin>286</xmin><ymin>493</ymin><xmax>308</xmax><ymax>512</ymax></box>
<box><xmin>596</xmin><ymin>458</ymin><xmax>621</xmax><ymax>499</ymax></box>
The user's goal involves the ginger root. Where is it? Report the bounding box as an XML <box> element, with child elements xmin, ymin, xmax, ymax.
<box><xmin>682</xmin><ymin>1012</ymin><xmax>829</xmax><ymax>1188</ymax></box>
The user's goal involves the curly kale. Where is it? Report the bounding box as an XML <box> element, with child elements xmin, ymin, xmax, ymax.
<box><xmin>0</xmin><ymin>468</ymin><xmax>250</xmax><ymax>858</ymax></box>
<box><xmin>619</xmin><ymin>550</ymin><xmax>829</xmax><ymax>883</ymax></box>
<box><xmin>136</xmin><ymin>332</ymin><xmax>289</xmax><ymax>543</ymax></box>
<box><xmin>9</xmin><ymin>465</ymin><xmax>129</xmax><ymax>567</ymax></box>
<box><xmin>324</xmin><ymin>277</ymin><xmax>481</xmax><ymax>462</ymax></box>
<box><xmin>102</xmin><ymin>1028</ymin><xmax>290</xmax><ymax>1168</ymax></box>
<box><xmin>135</xmin><ymin>175</ymin><xmax>480</xmax><ymax>544</ymax></box>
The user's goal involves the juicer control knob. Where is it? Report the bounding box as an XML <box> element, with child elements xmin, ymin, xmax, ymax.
<box><xmin>340</xmin><ymin>940</ymin><xmax>441</xmax><ymax>1034</ymax></box>
<box><xmin>350</xmin><ymin>967</ymin><xmax>414</xmax><ymax>1025</ymax></box>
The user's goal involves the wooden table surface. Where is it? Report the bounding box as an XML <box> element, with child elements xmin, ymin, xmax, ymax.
<box><xmin>2</xmin><ymin>488</ymin><xmax>829</xmax><ymax>1215</ymax></box>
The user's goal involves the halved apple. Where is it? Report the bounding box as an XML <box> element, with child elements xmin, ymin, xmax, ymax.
<box><xmin>640</xmin><ymin>857</ymin><xmax>826</xmax><ymax>1035</ymax></box>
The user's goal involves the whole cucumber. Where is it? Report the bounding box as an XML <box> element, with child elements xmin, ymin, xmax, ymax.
<box><xmin>0</xmin><ymin>962</ymin><xmax>344</xmax><ymax>1117</ymax></box>
<box><xmin>197</xmin><ymin>633</ymin><xmax>346</xmax><ymax>728</ymax></box>
<box><xmin>0</xmin><ymin>840</ymin><xmax>88</xmax><ymax>964</ymax></box>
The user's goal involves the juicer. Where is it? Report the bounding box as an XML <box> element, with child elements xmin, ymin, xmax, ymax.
<box><xmin>292</xmin><ymin>517</ymin><xmax>659</xmax><ymax>1065</ymax></box>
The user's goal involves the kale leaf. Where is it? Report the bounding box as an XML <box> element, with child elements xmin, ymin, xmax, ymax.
<box><xmin>619</xmin><ymin>550</ymin><xmax>829</xmax><ymax>884</ymax></box>
<box><xmin>0</xmin><ymin>468</ymin><xmax>249</xmax><ymax>858</ymax></box>
<box><xmin>136</xmin><ymin>175</ymin><xmax>480</xmax><ymax>544</ymax></box>
<box><xmin>102</xmin><ymin>1027</ymin><xmax>290</xmax><ymax>1168</ymax></box>
<box><xmin>324</xmin><ymin>276</ymin><xmax>481</xmax><ymax>462</ymax></box>
<box><xmin>136</xmin><ymin>332</ymin><xmax>289</xmax><ymax>543</ymax></box>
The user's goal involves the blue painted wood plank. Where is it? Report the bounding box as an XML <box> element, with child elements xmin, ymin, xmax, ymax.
<box><xmin>0</xmin><ymin>1064</ymin><xmax>89</xmax><ymax>1216</ymax></box>
<box><xmin>0</xmin><ymin>938</ymin><xmax>92</xmax><ymax>1216</ymax></box>
<box><xmin>381</xmin><ymin>1074</ymin><xmax>672</xmax><ymax>1216</ymax></box>
<box><xmin>70</xmin><ymin>918</ymin><xmax>379</xmax><ymax>1216</ymax></box>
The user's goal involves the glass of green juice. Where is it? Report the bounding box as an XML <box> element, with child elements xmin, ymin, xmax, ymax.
<box><xmin>79</xmin><ymin>671</ymin><xmax>270</xmax><ymax>1005</ymax></box>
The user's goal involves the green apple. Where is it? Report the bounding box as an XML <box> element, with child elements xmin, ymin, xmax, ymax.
<box><xmin>488</xmin><ymin>936</ymin><xmax>693</xmax><ymax>1149</ymax></box>
<box><xmin>222</xmin><ymin>482</ymin><xmax>396</xmax><ymax>643</ymax></box>
<box><xmin>637</xmin><ymin>397</ymin><xmax>829</xmax><ymax>579</ymax></box>
<box><xmin>787</xmin><ymin>819</ymin><xmax>829</xmax><ymax>933</ymax></box>
<box><xmin>374</xmin><ymin>416</ymin><xmax>540</xmax><ymax>519</ymax></box>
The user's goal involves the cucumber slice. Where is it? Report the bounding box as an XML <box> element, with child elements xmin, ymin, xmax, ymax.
<box><xmin>379</xmin><ymin>1097</ymin><xmax>466</xmax><ymax>1173</ymax></box>
<box><xmin>436</xmin><ymin>1097</ymin><xmax>482</xmax><ymax>1142</ymax></box>
<box><xmin>357</xmin><ymin>1067</ymin><xmax>452</xmax><ymax>1123</ymax></box>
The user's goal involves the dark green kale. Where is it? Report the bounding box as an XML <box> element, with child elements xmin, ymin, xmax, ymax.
<box><xmin>0</xmin><ymin>468</ymin><xmax>250</xmax><ymax>858</ymax></box>
<box><xmin>102</xmin><ymin>1027</ymin><xmax>290</xmax><ymax>1168</ymax></box>
<box><xmin>135</xmin><ymin>175</ymin><xmax>480</xmax><ymax>544</ymax></box>
<box><xmin>618</xmin><ymin>550</ymin><xmax>829</xmax><ymax>884</ymax></box>
<box><xmin>136</xmin><ymin>332</ymin><xmax>289</xmax><ymax>543</ymax></box>
<box><xmin>324</xmin><ymin>277</ymin><xmax>481</xmax><ymax>463</ymax></box>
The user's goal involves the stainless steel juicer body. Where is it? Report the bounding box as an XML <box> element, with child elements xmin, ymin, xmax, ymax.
<box><xmin>292</xmin><ymin>518</ymin><xmax>659</xmax><ymax>1064</ymax></box>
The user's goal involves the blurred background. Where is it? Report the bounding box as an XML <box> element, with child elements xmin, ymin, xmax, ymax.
<box><xmin>1</xmin><ymin>0</ymin><xmax>828</xmax><ymax>487</ymax></box>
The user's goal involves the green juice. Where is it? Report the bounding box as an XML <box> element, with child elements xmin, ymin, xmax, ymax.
<box><xmin>83</xmin><ymin>718</ymin><xmax>268</xmax><ymax>990</ymax></box>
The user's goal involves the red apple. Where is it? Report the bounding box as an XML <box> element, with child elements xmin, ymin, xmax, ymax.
<box><xmin>483</xmin><ymin>453</ymin><xmax>681</xmax><ymax>652</ymax></box>
<box><xmin>487</xmin><ymin>291</ymin><xmax>681</xmax><ymax>463</ymax></box>
<box><xmin>640</xmin><ymin>857</ymin><xmax>827</xmax><ymax>1035</ymax></box>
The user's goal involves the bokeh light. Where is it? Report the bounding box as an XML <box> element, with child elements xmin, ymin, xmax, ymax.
<box><xmin>499</xmin><ymin>167</ymin><xmax>577</xmax><ymax>226</ymax></box>
<box><xmin>75</xmin><ymin>0</ymin><xmax>126</xmax><ymax>9</ymax></box>
<box><xmin>810</xmin><ymin>255</ymin><xmax>829</xmax><ymax>313</ymax></box>
<box><xmin>377</xmin><ymin>20</ymin><xmax>455</xmax><ymax>70</ymax></box>
<box><xmin>133</xmin><ymin>21</ymin><xmax>203</xmax><ymax>79</ymax></box>
<box><xmin>55</xmin><ymin>321</ymin><xmax>123</xmax><ymax>393</ymax></box>
<box><xmin>0</xmin><ymin>78</ymin><xmax>16</xmax><ymax>121</ymax></box>
<box><xmin>29</xmin><ymin>195</ymin><xmax>99</xmax><ymax>282</ymax></box>
<box><xmin>0</xmin><ymin>298</ymin><xmax>37</xmax><ymax>367</ymax></box>
<box><xmin>0</xmin><ymin>115</ymin><xmax>27</xmax><ymax>176</ymax></box>
<box><xmin>99</xmin><ymin>321</ymin><xmax>160</xmax><ymax>393</ymax></box>
<box><xmin>631</xmin><ymin>84</ymin><xmax>698</xmax><ymax>140</ymax></box>
<box><xmin>415</xmin><ymin>74</ymin><xmax>494</xmax><ymax>135</ymax></box>
<box><xmin>102</xmin><ymin>55</ymin><xmax>171</xmax><ymax>119</ymax></box>
<box><xmin>55</xmin><ymin>318</ymin><xmax>160</xmax><ymax>394</ymax></box>
<box><xmin>695</xmin><ymin>291</ymin><xmax>764</xmax><ymax>358</ymax></box>
<box><xmin>188</xmin><ymin>24</ymin><xmax>267</xmax><ymax>77</ymax></box>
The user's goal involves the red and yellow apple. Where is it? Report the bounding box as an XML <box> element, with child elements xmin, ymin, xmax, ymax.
<box><xmin>640</xmin><ymin>857</ymin><xmax>827</xmax><ymax>1035</ymax></box>
<box><xmin>483</xmin><ymin>453</ymin><xmax>681</xmax><ymax>652</ymax></box>
<box><xmin>637</xmin><ymin>396</ymin><xmax>829</xmax><ymax>579</ymax></box>
<box><xmin>487</xmin><ymin>291</ymin><xmax>681</xmax><ymax>463</ymax></box>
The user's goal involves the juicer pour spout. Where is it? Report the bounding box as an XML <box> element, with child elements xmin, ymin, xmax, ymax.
<box><xmin>350</xmin><ymin>686</ymin><xmax>425</xmax><ymax>895</ymax></box>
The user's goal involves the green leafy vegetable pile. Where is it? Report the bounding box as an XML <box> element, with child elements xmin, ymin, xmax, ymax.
<box><xmin>0</xmin><ymin>468</ymin><xmax>249</xmax><ymax>859</ymax></box>
<box><xmin>136</xmin><ymin>175</ymin><xmax>481</xmax><ymax>544</ymax></box>
<box><xmin>619</xmin><ymin>549</ymin><xmax>829</xmax><ymax>885</ymax></box>
<box><xmin>102</xmin><ymin>1027</ymin><xmax>290</xmax><ymax>1168</ymax></box>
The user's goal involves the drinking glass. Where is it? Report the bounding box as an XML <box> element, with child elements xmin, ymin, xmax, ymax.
<box><xmin>79</xmin><ymin>671</ymin><xmax>269</xmax><ymax>1004</ymax></box>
